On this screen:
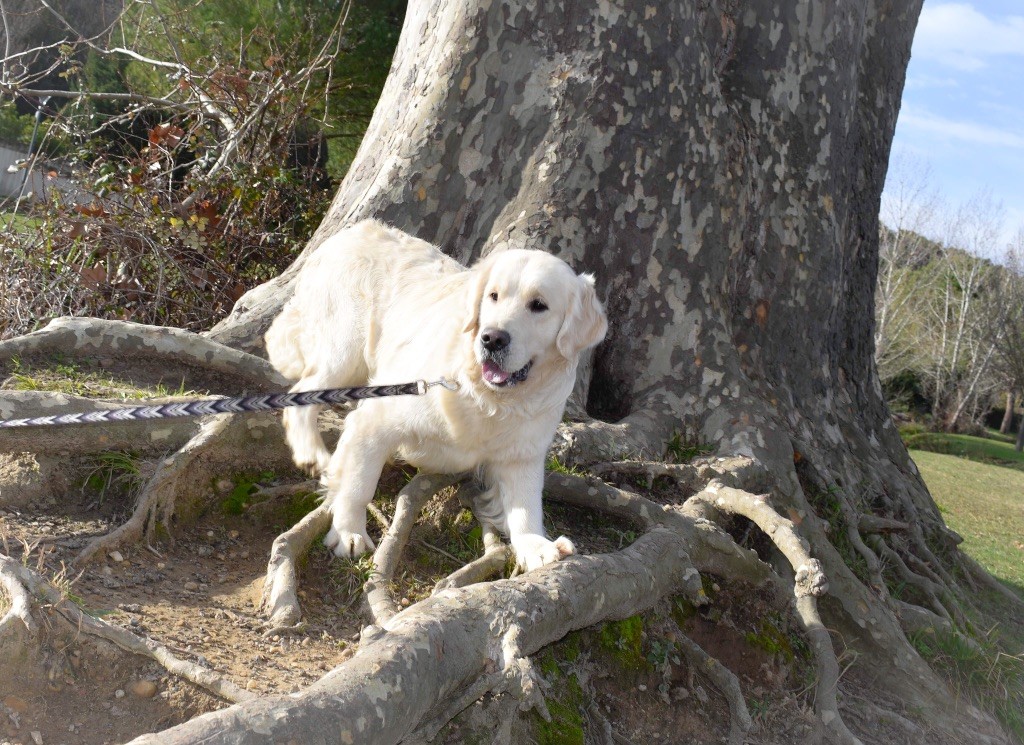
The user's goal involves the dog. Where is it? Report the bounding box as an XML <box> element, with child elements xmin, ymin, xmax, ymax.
<box><xmin>264</xmin><ymin>220</ymin><xmax>607</xmax><ymax>571</ymax></box>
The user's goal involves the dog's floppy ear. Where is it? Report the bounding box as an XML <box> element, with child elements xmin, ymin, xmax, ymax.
<box><xmin>462</xmin><ymin>254</ymin><xmax>494</xmax><ymax>335</ymax></box>
<box><xmin>557</xmin><ymin>273</ymin><xmax>608</xmax><ymax>360</ymax></box>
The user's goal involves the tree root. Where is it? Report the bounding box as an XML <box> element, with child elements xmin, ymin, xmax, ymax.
<box><xmin>0</xmin><ymin>316</ymin><xmax>286</xmax><ymax>390</ymax></box>
<box><xmin>260</xmin><ymin>501</ymin><xmax>333</xmax><ymax>632</ymax></box>
<box><xmin>542</xmin><ymin>471</ymin><xmax>770</xmax><ymax>589</ymax></box>
<box><xmin>433</xmin><ymin>525</ymin><xmax>509</xmax><ymax>592</ymax></box>
<box><xmin>74</xmin><ymin>414</ymin><xmax>236</xmax><ymax>565</ymax></box>
<box><xmin>0</xmin><ymin>551</ymin><xmax>252</xmax><ymax>703</ymax></box>
<box><xmin>365</xmin><ymin>473</ymin><xmax>463</xmax><ymax>625</ymax></box>
<box><xmin>0</xmin><ymin>553</ymin><xmax>37</xmax><ymax>640</ymax></box>
<box><xmin>684</xmin><ymin>482</ymin><xmax>862</xmax><ymax>745</ymax></box>
<box><xmin>125</xmin><ymin>526</ymin><xmax>699</xmax><ymax>744</ymax></box>
<box><xmin>959</xmin><ymin>552</ymin><xmax>1024</xmax><ymax>608</ymax></box>
<box><xmin>669</xmin><ymin>621</ymin><xmax>753</xmax><ymax>745</ymax></box>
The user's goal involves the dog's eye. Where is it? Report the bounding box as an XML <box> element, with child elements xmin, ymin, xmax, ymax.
<box><xmin>489</xmin><ymin>292</ymin><xmax>498</xmax><ymax>302</ymax></box>
<box><xmin>528</xmin><ymin>299</ymin><xmax>548</xmax><ymax>313</ymax></box>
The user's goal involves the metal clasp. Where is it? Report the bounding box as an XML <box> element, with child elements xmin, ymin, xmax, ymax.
<box><xmin>419</xmin><ymin>377</ymin><xmax>460</xmax><ymax>394</ymax></box>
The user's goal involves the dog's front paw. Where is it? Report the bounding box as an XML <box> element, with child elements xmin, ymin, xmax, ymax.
<box><xmin>512</xmin><ymin>534</ymin><xmax>575</xmax><ymax>572</ymax></box>
<box><xmin>324</xmin><ymin>524</ymin><xmax>376</xmax><ymax>559</ymax></box>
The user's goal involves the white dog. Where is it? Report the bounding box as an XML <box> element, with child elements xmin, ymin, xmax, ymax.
<box><xmin>265</xmin><ymin>220</ymin><xmax>607</xmax><ymax>571</ymax></box>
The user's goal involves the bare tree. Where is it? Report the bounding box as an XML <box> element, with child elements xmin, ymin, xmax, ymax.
<box><xmin>919</xmin><ymin>195</ymin><xmax>1006</xmax><ymax>431</ymax></box>
<box><xmin>994</xmin><ymin>229</ymin><xmax>1024</xmax><ymax>451</ymax></box>
<box><xmin>875</xmin><ymin>155</ymin><xmax>939</xmax><ymax>384</ymax></box>
<box><xmin>2</xmin><ymin>1</ymin><xmax>1021</xmax><ymax>744</ymax></box>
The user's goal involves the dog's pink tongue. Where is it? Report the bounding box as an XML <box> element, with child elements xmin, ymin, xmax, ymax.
<box><xmin>482</xmin><ymin>360</ymin><xmax>509</xmax><ymax>385</ymax></box>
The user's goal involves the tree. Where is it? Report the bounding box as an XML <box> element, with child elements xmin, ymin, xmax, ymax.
<box><xmin>995</xmin><ymin>232</ymin><xmax>1024</xmax><ymax>451</ymax></box>
<box><xmin>875</xmin><ymin>156</ymin><xmax>939</xmax><ymax>385</ymax></box>
<box><xmin>918</xmin><ymin>197</ymin><xmax>1006</xmax><ymax>432</ymax></box>
<box><xmin>2</xmin><ymin>1</ymin><xmax>1021</xmax><ymax>744</ymax></box>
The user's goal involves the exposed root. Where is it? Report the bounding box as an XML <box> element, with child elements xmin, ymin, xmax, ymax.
<box><xmin>857</xmin><ymin>515</ymin><xmax>910</xmax><ymax>534</ymax></box>
<box><xmin>0</xmin><ymin>552</ymin><xmax>37</xmax><ymax>639</ymax></box>
<box><xmin>589</xmin><ymin>459</ymin><xmax>705</xmax><ymax>492</ymax></box>
<box><xmin>1</xmin><ymin>553</ymin><xmax>251</xmax><ymax>703</ymax></box>
<box><xmin>684</xmin><ymin>482</ymin><xmax>829</xmax><ymax>598</ymax></box>
<box><xmin>365</xmin><ymin>473</ymin><xmax>463</xmax><ymax>625</ymax></box>
<box><xmin>0</xmin><ymin>316</ymin><xmax>286</xmax><ymax>389</ymax></box>
<box><xmin>434</xmin><ymin>525</ymin><xmax>509</xmax><ymax>592</ymax></box>
<box><xmin>260</xmin><ymin>502</ymin><xmax>333</xmax><ymax>631</ymax></box>
<box><xmin>684</xmin><ymin>481</ymin><xmax>861</xmax><ymax>745</ymax></box>
<box><xmin>74</xmin><ymin>414</ymin><xmax>236</xmax><ymax>566</ymax></box>
<box><xmin>669</xmin><ymin>621</ymin><xmax>753</xmax><ymax>745</ymax></box>
<box><xmin>959</xmin><ymin>552</ymin><xmax>1024</xmax><ymax>608</ymax></box>
<box><xmin>126</xmin><ymin>526</ymin><xmax>697</xmax><ymax>744</ymax></box>
<box><xmin>543</xmin><ymin>471</ymin><xmax>771</xmax><ymax>591</ymax></box>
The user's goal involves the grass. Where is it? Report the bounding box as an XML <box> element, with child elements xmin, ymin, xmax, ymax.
<box><xmin>4</xmin><ymin>356</ymin><xmax>199</xmax><ymax>400</ymax></box>
<box><xmin>910</xmin><ymin>450</ymin><xmax>1024</xmax><ymax>593</ymax></box>
<box><xmin>905</xmin><ymin>431</ymin><xmax>1024</xmax><ymax>470</ymax></box>
<box><xmin>911</xmin><ymin>448</ymin><xmax>1024</xmax><ymax>739</ymax></box>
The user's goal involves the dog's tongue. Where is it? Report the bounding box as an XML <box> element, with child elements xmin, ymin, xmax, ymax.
<box><xmin>482</xmin><ymin>360</ymin><xmax>510</xmax><ymax>385</ymax></box>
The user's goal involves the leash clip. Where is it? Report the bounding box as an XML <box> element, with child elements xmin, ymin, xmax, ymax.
<box><xmin>420</xmin><ymin>377</ymin><xmax>460</xmax><ymax>394</ymax></box>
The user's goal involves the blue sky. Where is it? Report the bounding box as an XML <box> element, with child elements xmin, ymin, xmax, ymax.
<box><xmin>887</xmin><ymin>1</ymin><xmax>1024</xmax><ymax>249</ymax></box>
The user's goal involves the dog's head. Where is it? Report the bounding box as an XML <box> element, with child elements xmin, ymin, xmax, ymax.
<box><xmin>463</xmin><ymin>249</ymin><xmax>607</xmax><ymax>392</ymax></box>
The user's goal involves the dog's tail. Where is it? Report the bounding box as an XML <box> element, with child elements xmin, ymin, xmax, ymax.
<box><xmin>264</xmin><ymin>301</ymin><xmax>306</xmax><ymax>381</ymax></box>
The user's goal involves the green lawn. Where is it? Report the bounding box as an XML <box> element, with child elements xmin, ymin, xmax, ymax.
<box><xmin>910</xmin><ymin>449</ymin><xmax>1024</xmax><ymax>593</ymax></box>
<box><xmin>905</xmin><ymin>431</ymin><xmax>1024</xmax><ymax>469</ymax></box>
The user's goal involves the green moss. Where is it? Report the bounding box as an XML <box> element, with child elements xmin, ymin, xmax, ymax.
<box><xmin>598</xmin><ymin>615</ymin><xmax>647</xmax><ymax>671</ymax></box>
<box><xmin>744</xmin><ymin>618</ymin><xmax>796</xmax><ymax>662</ymax></box>
<box><xmin>534</xmin><ymin>650</ymin><xmax>585</xmax><ymax>745</ymax></box>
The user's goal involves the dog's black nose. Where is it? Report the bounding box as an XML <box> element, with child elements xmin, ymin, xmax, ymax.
<box><xmin>480</xmin><ymin>328</ymin><xmax>510</xmax><ymax>353</ymax></box>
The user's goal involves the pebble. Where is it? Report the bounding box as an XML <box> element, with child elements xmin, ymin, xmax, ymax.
<box><xmin>229</xmin><ymin>530</ymin><xmax>240</xmax><ymax>539</ymax></box>
<box><xmin>183</xmin><ymin>581</ymin><xmax>199</xmax><ymax>592</ymax></box>
<box><xmin>638</xmin><ymin>684</ymin><xmax>647</xmax><ymax>692</ymax></box>
<box><xmin>130</xmin><ymin>680</ymin><xmax>159</xmax><ymax>698</ymax></box>
<box><xmin>115</xmin><ymin>689</ymin><xmax>125</xmax><ymax>699</ymax></box>
<box><xmin>30</xmin><ymin>732</ymin><xmax>43</xmax><ymax>745</ymax></box>
<box><xmin>109</xmin><ymin>550</ymin><xmax>124</xmax><ymax>562</ymax></box>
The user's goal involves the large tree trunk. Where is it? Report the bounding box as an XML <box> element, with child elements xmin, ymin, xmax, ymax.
<box><xmin>6</xmin><ymin>1</ymin><xmax>1018</xmax><ymax>743</ymax></box>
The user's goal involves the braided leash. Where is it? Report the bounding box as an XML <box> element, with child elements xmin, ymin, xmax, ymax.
<box><xmin>0</xmin><ymin>378</ymin><xmax>459</xmax><ymax>429</ymax></box>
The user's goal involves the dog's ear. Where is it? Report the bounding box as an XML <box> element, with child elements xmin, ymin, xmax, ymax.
<box><xmin>557</xmin><ymin>273</ymin><xmax>608</xmax><ymax>360</ymax></box>
<box><xmin>463</xmin><ymin>255</ymin><xmax>494</xmax><ymax>335</ymax></box>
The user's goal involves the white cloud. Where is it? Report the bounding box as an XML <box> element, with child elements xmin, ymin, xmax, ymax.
<box><xmin>913</xmin><ymin>3</ymin><xmax>1024</xmax><ymax>70</ymax></box>
<box><xmin>897</xmin><ymin>107</ymin><xmax>1024</xmax><ymax>150</ymax></box>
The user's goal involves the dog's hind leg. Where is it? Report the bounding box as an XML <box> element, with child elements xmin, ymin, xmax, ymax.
<box><xmin>282</xmin><ymin>344</ymin><xmax>368</xmax><ymax>475</ymax></box>
<box><xmin>321</xmin><ymin>406</ymin><xmax>396</xmax><ymax>558</ymax></box>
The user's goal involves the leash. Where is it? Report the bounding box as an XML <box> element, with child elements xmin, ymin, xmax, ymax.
<box><xmin>0</xmin><ymin>378</ymin><xmax>459</xmax><ymax>429</ymax></box>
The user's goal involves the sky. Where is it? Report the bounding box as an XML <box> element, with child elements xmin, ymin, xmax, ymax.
<box><xmin>886</xmin><ymin>1</ymin><xmax>1024</xmax><ymax>250</ymax></box>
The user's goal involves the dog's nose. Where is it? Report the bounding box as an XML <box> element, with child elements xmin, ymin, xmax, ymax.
<box><xmin>480</xmin><ymin>328</ymin><xmax>510</xmax><ymax>353</ymax></box>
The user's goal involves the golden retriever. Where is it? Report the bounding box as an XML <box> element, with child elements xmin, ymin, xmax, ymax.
<box><xmin>265</xmin><ymin>220</ymin><xmax>607</xmax><ymax>571</ymax></box>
